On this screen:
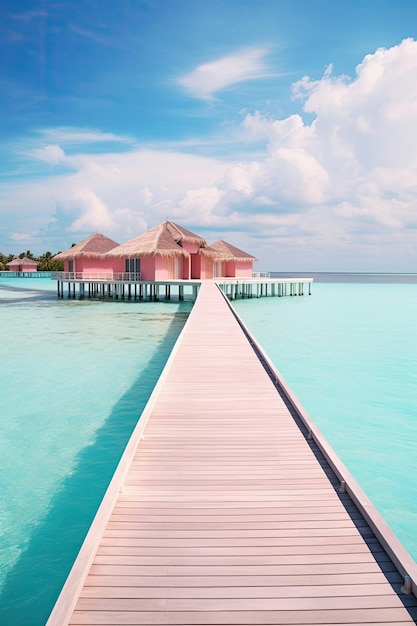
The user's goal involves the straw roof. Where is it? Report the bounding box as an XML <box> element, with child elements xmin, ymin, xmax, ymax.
<box><xmin>7</xmin><ymin>257</ymin><xmax>38</xmax><ymax>267</ymax></box>
<box><xmin>165</xmin><ymin>221</ymin><xmax>207</xmax><ymax>247</ymax></box>
<box><xmin>53</xmin><ymin>233</ymin><xmax>120</xmax><ymax>260</ymax></box>
<box><xmin>198</xmin><ymin>245</ymin><xmax>220</xmax><ymax>259</ymax></box>
<box><xmin>107</xmin><ymin>221</ymin><xmax>207</xmax><ymax>258</ymax></box>
<box><xmin>210</xmin><ymin>240</ymin><xmax>258</xmax><ymax>263</ymax></box>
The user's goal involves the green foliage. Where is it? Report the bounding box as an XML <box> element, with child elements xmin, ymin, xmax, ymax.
<box><xmin>0</xmin><ymin>250</ymin><xmax>64</xmax><ymax>271</ymax></box>
<box><xmin>18</xmin><ymin>250</ymin><xmax>35</xmax><ymax>260</ymax></box>
<box><xmin>0</xmin><ymin>252</ymin><xmax>14</xmax><ymax>270</ymax></box>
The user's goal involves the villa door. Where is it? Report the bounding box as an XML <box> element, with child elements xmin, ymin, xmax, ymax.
<box><xmin>173</xmin><ymin>256</ymin><xmax>182</xmax><ymax>279</ymax></box>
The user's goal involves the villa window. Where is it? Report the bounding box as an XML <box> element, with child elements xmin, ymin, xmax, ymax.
<box><xmin>125</xmin><ymin>258</ymin><xmax>140</xmax><ymax>273</ymax></box>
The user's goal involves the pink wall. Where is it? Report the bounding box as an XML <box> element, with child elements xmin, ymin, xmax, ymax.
<box><xmin>78</xmin><ymin>258</ymin><xmax>125</xmax><ymax>272</ymax></box>
<box><xmin>60</xmin><ymin>252</ymin><xmax>253</xmax><ymax>280</ymax></box>
<box><xmin>191</xmin><ymin>254</ymin><xmax>200</xmax><ymax>279</ymax></box>
<box><xmin>225</xmin><ymin>261</ymin><xmax>235</xmax><ymax>277</ymax></box>
<box><xmin>213</xmin><ymin>261</ymin><xmax>225</xmax><ymax>277</ymax></box>
<box><xmin>154</xmin><ymin>256</ymin><xmax>171</xmax><ymax>280</ymax></box>
<box><xmin>182</xmin><ymin>242</ymin><xmax>199</xmax><ymax>254</ymax></box>
<box><xmin>153</xmin><ymin>255</ymin><xmax>185</xmax><ymax>280</ymax></box>
<box><xmin>197</xmin><ymin>255</ymin><xmax>214</xmax><ymax>279</ymax></box>
<box><xmin>140</xmin><ymin>257</ymin><xmax>156</xmax><ymax>281</ymax></box>
<box><xmin>234</xmin><ymin>261</ymin><xmax>253</xmax><ymax>278</ymax></box>
<box><xmin>10</xmin><ymin>261</ymin><xmax>37</xmax><ymax>272</ymax></box>
<box><xmin>64</xmin><ymin>258</ymin><xmax>124</xmax><ymax>273</ymax></box>
<box><xmin>223</xmin><ymin>261</ymin><xmax>253</xmax><ymax>277</ymax></box>
<box><xmin>182</xmin><ymin>256</ymin><xmax>190</xmax><ymax>279</ymax></box>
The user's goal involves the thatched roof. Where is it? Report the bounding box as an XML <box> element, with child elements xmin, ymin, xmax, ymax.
<box><xmin>198</xmin><ymin>245</ymin><xmax>220</xmax><ymax>259</ymax></box>
<box><xmin>210</xmin><ymin>240</ymin><xmax>258</xmax><ymax>263</ymax></box>
<box><xmin>53</xmin><ymin>233</ymin><xmax>120</xmax><ymax>260</ymax></box>
<box><xmin>7</xmin><ymin>257</ymin><xmax>38</xmax><ymax>267</ymax></box>
<box><xmin>107</xmin><ymin>221</ymin><xmax>207</xmax><ymax>258</ymax></box>
<box><xmin>165</xmin><ymin>221</ymin><xmax>207</xmax><ymax>247</ymax></box>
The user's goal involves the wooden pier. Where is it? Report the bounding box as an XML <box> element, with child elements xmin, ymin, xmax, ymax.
<box><xmin>50</xmin><ymin>272</ymin><xmax>313</xmax><ymax>301</ymax></box>
<box><xmin>47</xmin><ymin>282</ymin><xmax>417</xmax><ymax>625</ymax></box>
<box><xmin>217</xmin><ymin>277</ymin><xmax>312</xmax><ymax>299</ymax></box>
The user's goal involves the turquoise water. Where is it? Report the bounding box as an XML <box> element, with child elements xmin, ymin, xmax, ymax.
<box><xmin>233</xmin><ymin>281</ymin><xmax>417</xmax><ymax>562</ymax></box>
<box><xmin>0</xmin><ymin>277</ymin><xmax>192</xmax><ymax>626</ymax></box>
<box><xmin>1</xmin><ymin>276</ymin><xmax>417</xmax><ymax>624</ymax></box>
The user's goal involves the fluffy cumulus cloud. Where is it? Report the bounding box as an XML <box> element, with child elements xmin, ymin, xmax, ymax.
<box><xmin>66</xmin><ymin>189</ymin><xmax>114</xmax><ymax>232</ymax></box>
<box><xmin>209</xmin><ymin>38</ymin><xmax>417</xmax><ymax>267</ymax></box>
<box><xmin>4</xmin><ymin>39</ymin><xmax>417</xmax><ymax>270</ymax></box>
<box><xmin>176</xmin><ymin>37</ymin><xmax>417</xmax><ymax>264</ymax></box>
<box><xmin>6</xmin><ymin>148</ymin><xmax>229</xmax><ymax>251</ymax></box>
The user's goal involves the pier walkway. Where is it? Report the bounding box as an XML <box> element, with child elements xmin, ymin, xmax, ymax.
<box><xmin>47</xmin><ymin>282</ymin><xmax>417</xmax><ymax>625</ymax></box>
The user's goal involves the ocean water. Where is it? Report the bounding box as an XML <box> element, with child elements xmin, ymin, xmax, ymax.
<box><xmin>1</xmin><ymin>274</ymin><xmax>417</xmax><ymax>624</ymax></box>
<box><xmin>0</xmin><ymin>277</ymin><xmax>192</xmax><ymax>626</ymax></box>
<box><xmin>233</xmin><ymin>275</ymin><xmax>417</xmax><ymax>563</ymax></box>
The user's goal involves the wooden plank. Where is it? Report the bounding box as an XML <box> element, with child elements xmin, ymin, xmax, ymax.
<box><xmin>81</xmin><ymin>572</ymin><xmax>399</xmax><ymax>588</ymax></box>
<box><xmin>69</xmin><ymin>609</ymin><xmax>413</xmax><ymax>625</ymax></box>
<box><xmin>79</xmin><ymin>583</ymin><xmax>396</xmax><ymax>599</ymax></box>
<box><xmin>96</xmin><ymin>544</ymin><xmax>372</xmax><ymax>556</ymax></box>
<box><xmin>73</xmin><ymin>596</ymin><xmax>408</xmax><ymax>611</ymax></box>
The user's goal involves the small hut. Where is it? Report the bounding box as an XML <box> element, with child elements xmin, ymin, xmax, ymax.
<box><xmin>53</xmin><ymin>233</ymin><xmax>123</xmax><ymax>277</ymax></box>
<box><xmin>106</xmin><ymin>221</ymin><xmax>216</xmax><ymax>280</ymax></box>
<box><xmin>7</xmin><ymin>257</ymin><xmax>38</xmax><ymax>272</ymax></box>
<box><xmin>210</xmin><ymin>240</ymin><xmax>258</xmax><ymax>278</ymax></box>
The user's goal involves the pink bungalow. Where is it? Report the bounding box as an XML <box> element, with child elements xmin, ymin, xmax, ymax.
<box><xmin>210</xmin><ymin>240</ymin><xmax>258</xmax><ymax>278</ymax></box>
<box><xmin>53</xmin><ymin>233</ymin><xmax>124</xmax><ymax>278</ymax></box>
<box><xmin>106</xmin><ymin>221</ymin><xmax>217</xmax><ymax>281</ymax></box>
<box><xmin>7</xmin><ymin>256</ymin><xmax>38</xmax><ymax>272</ymax></box>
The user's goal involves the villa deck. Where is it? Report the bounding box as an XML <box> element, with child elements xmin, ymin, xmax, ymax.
<box><xmin>50</xmin><ymin>273</ymin><xmax>313</xmax><ymax>300</ymax></box>
<box><xmin>47</xmin><ymin>282</ymin><xmax>417</xmax><ymax>625</ymax></box>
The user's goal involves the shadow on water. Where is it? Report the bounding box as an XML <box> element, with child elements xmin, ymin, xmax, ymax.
<box><xmin>0</xmin><ymin>308</ymin><xmax>190</xmax><ymax>626</ymax></box>
<box><xmin>0</xmin><ymin>287</ymin><xmax>57</xmax><ymax>305</ymax></box>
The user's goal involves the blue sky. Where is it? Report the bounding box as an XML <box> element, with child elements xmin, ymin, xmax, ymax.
<box><xmin>2</xmin><ymin>0</ymin><xmax>417</xmax><ymax>271</ymax></box>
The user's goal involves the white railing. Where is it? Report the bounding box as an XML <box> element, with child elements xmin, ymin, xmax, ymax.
<box><xmin>51</xmin><ymin>271</ymin><xmax>141</xmax><ymax>282</ymax></box>
<box><xmin>0</xmin><ymin>271</ymin><xmax>51</xmax><ymax>278</ymax></box>
<box><xmin>113</xmin><ymin>272</ymin><xmax>141</xmax><ymax>281</ymax></box>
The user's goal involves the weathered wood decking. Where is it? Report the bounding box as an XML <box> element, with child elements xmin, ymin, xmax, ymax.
<box><xmin>47</xmin><ymin>282</ymin><xmax>417</xmax><ymax>625</ymax></box>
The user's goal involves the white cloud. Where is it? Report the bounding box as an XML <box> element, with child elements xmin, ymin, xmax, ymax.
<box><xmin>32</xmin><ymin>144</ymin><xmax>65</xmax><ymax>165</ymax></box>
<box><xmin>177</xmin><ymin>187</ymin><xmax>226</xmax><ymax>221</ymax></box>
<box><xmin>178</xmin><ymin>47</ymin><xmax>271</xmax><ymax>99</ymax></box>
<box><xmin>292</xmin><ymin>38</ymin><xmax>417</xmax><ymax>169</ymax></box>
<box><xmin>139</xmin><ymin>187</ymin><xmax>153</xmax><ymax>206</ymax></box>
<box><xmin>0</xmin><ymin>148</ymin><xmax>230</xmax><ymax>250</ymax></box>
<box><xmin>221</xmin><ymin>163</ymin><xmax>258</xmax><ymax>196</ymax></box>
<box><xmin>11</xmin><ymin>232</ymin><xmax>35</xmax><ymax>242</ymax></box>
<box><xmin>67</xmin><ymin>189</ymin><xmax>114</xmax><ymax>232</ymax></box>
<box><xmin>36</xmin><ymin>127</ymin><xmax>134</xmax><ymax>147</ymax></box>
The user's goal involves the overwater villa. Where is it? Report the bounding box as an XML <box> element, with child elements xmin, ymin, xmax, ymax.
<box><xmin>6</xmin><ymin>256</ymin><xmax>38</xmax><ymax>272</ymax></box>
<box><xmin>53</xmin><ymin>221</ymin><xmax>257</xmax><ymax>281</ymax></box>
<box><xmin>210</xmin><ymin>239</ymin><xmax>259</xmax><ymax>278</ymax></box>
<box><xmin>51</xmin><ymin>221</ymin><xmax>312</xmax><ymax>300</ymax></box>
<box><xmin>105</xmin><ymin>221</ymin><xmax>219</xmax><ymax>280</ymax></box>
<box><xmin>53</xmin><ymin>232</ymin><xmax>124</xmax><ymax>279</ymax></box>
